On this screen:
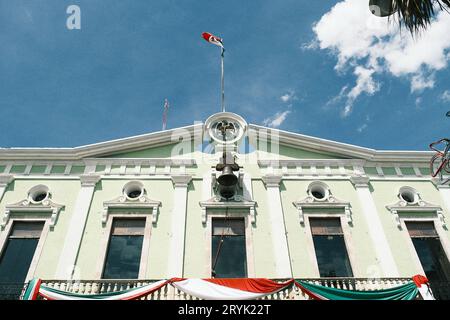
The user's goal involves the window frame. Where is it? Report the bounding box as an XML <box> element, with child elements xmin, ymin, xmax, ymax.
<box><xmin>206</xmin><ymin>213</ymin><xmax>255</xmax><ymax>278</ymax></box>
<box><xmin>399</xmin><ymin>217</ymin><xmax>450</xmax><ymax>276</ymax></box>
<box><xmin>0</xmin><ymin>217</ymin><xmax>50</xmax><ymax>283</ymax></box>
<box><xmin>305</xmin><ymin>214</ymin><xmax>358</xmax><ymax>277</ymax></box>
<box><xmin>96</xmin><ymin>212</ymin><xmax>152</xmax><ymax>280</ymax></box>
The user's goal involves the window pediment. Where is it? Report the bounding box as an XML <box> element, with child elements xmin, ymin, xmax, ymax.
<box><xmin>199</xmin><ymin>195</ymin><xmax>256</xmax><ymax>225</ymax></box>
<box><xmin>2</xmin><ymin>198</ymin><xmax>64</xmax><ymax>229</ymax></box>
<box><xmin>386</xmin><ymin>196</ymin><xmax>445</xmax><ymax>229</ymax></box>
<box><xmin>102</xmin><ymin>195</ymin><xmax>161</xmax><ymax>225</ymax></box>
<box><xmin>293</xmin><ymin>194</ymin><xmax>352</xmax><ymax>225</ymax></box>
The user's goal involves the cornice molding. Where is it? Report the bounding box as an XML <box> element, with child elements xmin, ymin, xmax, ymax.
<box><xmin>199</xmin><ymin>196</ymin><xmax>257</xmax><ymax>225</ymax></box>
<box><xmin>79</xmin><ymin>174</ymin><xmax>101</xmax><ymax>187</ymax></box>
<box><xmin>431</xmin><ymin>177</ymin><xmax>450</xmax><ymax>189</ymax></box>
<box><xmin>0</xmin><ymin>121</ymin><xmax>434</xmax><ymax>163</ymax></box>
<box><xmin>262</xmin><ymin>174</ymin><xmax>283</xmax><ymax>187</ymax></box>
<box><xmin>0</xmin><ymin>123</ymin><xmax>203</xmax><ymax>161</ymax></box>
<box><xmin>350</xmin><ymin>175</ymin><xmax>371</xmax><ymax>188</ymax></box>
<box><xmin>0</xmin><ymin>174</ymin><xmax>14</xmax><ymax>187</ymax></box>
<box><xmin>171</xmin><ymin>174</ymin><xmax>193</xmax><ymax>187</ymax></box>
<box><xmin>386</xmin><ymin>197</ymin><xmax>445</xmax><ymax>229</ymax></box>
<box><xmin>2</xmin><ymin>198</ymin><xmax>65</xmax><ymax>228</ymax></box>
<box><xmin>102</xmin><ymin>195</ymin><xmax>161</xmax><ymax>225</ymax></box>
<box><xmin>248</xmin><ymin>124</ymin><xmax>433</xmax><ymax>163</ymax></box>
<box><xmin>293</xmin><ymin>194</ymin><xmax>352</xmax><ymax>225</ymax></box>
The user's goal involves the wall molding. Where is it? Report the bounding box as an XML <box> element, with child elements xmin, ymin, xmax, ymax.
<box><xmin>199</xmin><ymin>196</ymin><xmax>256</xmax><ymax>225</ymax></box>
<box><xmin>2</xmin><ymin>198</ymin><xmax>65</xmax><ymax>229</ymax></box>
<box><xmin>102</xmin><ymin>195</ymin><xmax>161</xmax><ymax>225</ymax></box>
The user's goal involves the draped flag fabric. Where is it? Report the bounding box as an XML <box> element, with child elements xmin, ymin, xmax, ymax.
<box><xmin>412</xmin><ymin>274</ymin><xmax>435</xmax><ymax>300</ymax></box>
<box><xmin>294</xmin><ymin>280</ymin><xmax>419</xmax><ymax>300</ymax></box>
<box><xmin>22</xmin><ymin>279</ymin><xmax>169</xmax><ymax>300</ymax></box>
<box><xmin>202</xmin><ymin>32</ymin><xmax>224</xmax><ymax>48</ymax></box>
<box><xmin>170</xmin><ymin>278</ymin><xmax>294</xmax><ymax>300</ymax></box>
<box><xmin>21</xmin><ymin>275</ymin><xmax>433</xmax><ymax>300</ymax></box>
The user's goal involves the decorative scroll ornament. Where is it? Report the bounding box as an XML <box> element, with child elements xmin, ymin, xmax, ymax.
<box><xmin>2</xmin><ymin>198</ymin><xmax>64</xmax><ymax>228</ymax></box>
<box><xmin>102</xmin><ymin>194</ymin><xmax>161</xmax><ymax>225</ymax></box>
<box><xmin>386</xmin><ymin>191</ymin><xmax>445</xmax><ymax>229</ymax></box>
<box><xmin>199</xmin><ymin>195</ymin><xmax>256</xmax><ymax>225</ymax></box>
<box><xmin>293</xmin><ymin>192</ymin><xmax>352</xmax><ymax>225</ymax></box>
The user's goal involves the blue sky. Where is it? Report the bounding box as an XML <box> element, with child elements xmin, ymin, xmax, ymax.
<box><xmin>0</xmin><ymin>0</ymin><xmax>449</xmax><ymax>150</ymax></box>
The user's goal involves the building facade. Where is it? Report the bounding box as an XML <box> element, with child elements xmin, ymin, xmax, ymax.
<box><xmin>0</xmin><ymin>112</ymin><xmax>449</xmax><ymax>299</ymax></box>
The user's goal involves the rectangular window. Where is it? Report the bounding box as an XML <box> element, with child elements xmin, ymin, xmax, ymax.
<box><xmin>102</xmin><ymin>218</ymin><xmax>145</xmax><ymax>279</ymax></box>
<box><xmin>406</xmin><ymin>221</ymin><xmax>450</xmax><ymax>283</ymax></box>
<box><xmin>0</xmin><ymin>221</ymin><xmax>44</xmax><ymax>284</ymax></box>
<box><xmin>211</xmin><ymin>218</ymin><xmax>247</xmax><ymax>278</ymax></box>
<box><xmin>310</xmin><ymin>218</ymin><xmax>353</xmax><ymax>277</ymax></box>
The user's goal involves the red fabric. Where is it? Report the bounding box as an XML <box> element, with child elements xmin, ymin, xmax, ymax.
<box><xmin>203</xmin><ymin>278</ymin><xmax>294</xmax><ymax>293</ymax></box>
<box><xmin>202</xmin><ymin>32</ymin><xmax>222</xmax><ymax>44</ymax></box>
<box><xmin>202</xmin><ymin>32</ymin><xmax>212</xmax><ymax>42</ymax></box>
<box><xmin>32</xmin><ymin>279</ymin><xmax>42</xmax><ymax>300</ymax></box>
<box><xmin>412</xmin><ymin>274</ymin><xmax>429</xmax><ymax>287</ymax></box>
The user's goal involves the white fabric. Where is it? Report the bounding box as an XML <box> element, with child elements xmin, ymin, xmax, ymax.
<box><xmin>171</xmin><ymin>279</ymin><xmax>274</xmax><ymax>300</ymax></box>
<box><xmin>39</xmin><ymin>279</ymin><xmax>168</xmax><ymax>300</ymax></box>
<box><xmin>418</xmin><ymin>284</ymin><xmax>435</xmax><ymax>300</ymax></box>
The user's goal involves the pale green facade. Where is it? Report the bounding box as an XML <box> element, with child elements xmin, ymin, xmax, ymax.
<box><xmin>0</xmin><ymin>113</ymin><xmax>449</xmax><ymax>283</ymax></box>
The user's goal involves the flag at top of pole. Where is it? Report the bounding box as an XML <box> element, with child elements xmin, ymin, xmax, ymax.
<box><xmin>202</xmin><ymin>32</ymin><xmax>226</xmax><ymax>113</ymax></box>
<box><xmin>202</xmin><ymin>32</ymin><xmax>224</xmax><ymax>49</ymax></box>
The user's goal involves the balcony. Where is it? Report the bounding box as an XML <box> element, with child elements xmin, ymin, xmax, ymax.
<box><xmin>0</xmin><ymin>277</ymin><xmax>433</xmax><ymax>300</ymax></box>
<box><xmin>3</xmin><ymin>278</ymin><xmax>449</xmax><ymax>300</ymax></box>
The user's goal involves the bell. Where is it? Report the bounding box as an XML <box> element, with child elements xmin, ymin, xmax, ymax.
<box><xmin>217</xmin><ymin>165</ymin><xmax>238</xmax><ymax>199</ymax></box>
<box><xmin>217</xmin><ymin>165</ymin><xmax>238</xmax><ymax>187</ymax></box>
<box><xmin>369</xmin><ymin>0</ymin><xmax>397</xmax><ymax>17</ymax></box>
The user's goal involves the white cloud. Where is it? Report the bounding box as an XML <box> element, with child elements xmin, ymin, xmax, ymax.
<box><xmin>311</xmin><ymin>0</ymin><xmax>450</xmax><ymax>115</ymax></box>
<box><xmin>411</xmin><ymin>74</ymin><xmax>435</xmax><ymax>93</ymax></box>
<box><xmin>357</xmin><ymin>123</ymin><xmax>368</xmax><ymax>133</ymax></box>
<box><xmin>441</xmin><ymin>90</ymin><xmax>450</xmax><ymax>102</ymax></box>
<box><xmin>263</xmin><ymin>110</ymin><xmax>291</xmax><ymax>128</ymax></box>
<box><xmin>415</xmin><ymin>97</ymin><xmax>423</xmax><ymax>108</ymax></box>
<box><xmin>280</xmin><ymin>91</ymin><xmax>296</xmax><ymax>103</ymax></box>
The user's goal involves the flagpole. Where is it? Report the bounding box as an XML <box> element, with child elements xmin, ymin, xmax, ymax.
<box><xmin>221</xmin><ymin>47</ymin><xmax>225</xmax><ymax>113</ymax></box>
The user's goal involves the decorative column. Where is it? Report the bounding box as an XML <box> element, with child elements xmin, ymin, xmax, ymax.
<box><xmin>0</xmin><ymin>174</ymin><xmax>14</xmax><ymax>202</ymax></box>
<box><xmin>433</xmin><ymin>178</ymin><xmax>450</xmax><ymax>219</ymax></box>
<box><xmin>55</xmin><ymin>174</ymin><xmax>101</xmax><ymax>280</ymax></box>
<box><xmin>167</xmin><ymin>174</ymin><xmax>192</xmax><ymax>277</ymax></box>
<box><xmin>350</xmin><ymin>175</ymin><xmax>399</xmax><ymax>277</ymax></box>
<box><xmin>262</xmin><ymin>174</ymin><xmax>292</xmax><ymax>278</ymax></box>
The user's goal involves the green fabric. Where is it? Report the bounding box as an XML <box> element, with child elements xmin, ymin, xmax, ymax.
<box><xmin>22</xmin><ymin>278</ymin><xmax>38</xmax><ymax>300</ymax></box>
<box><xmin>296</xmin><ymin>280</ymin><xmax>418</xmax><ymax>300</ymax></box>
<box><xmin>40</xmin><ymin>283</ymin><xmax>144</xmax><ymax>299</ymax></box>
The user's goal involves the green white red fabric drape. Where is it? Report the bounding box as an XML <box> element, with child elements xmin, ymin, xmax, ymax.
<box><xmin>21</xmin><ymin>275</ymin><xmax>433</xmax><ymax>300</ymax></box>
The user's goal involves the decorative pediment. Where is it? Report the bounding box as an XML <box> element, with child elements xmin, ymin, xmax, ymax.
<box><xmin>386</xmin><ymin>199</ymin><xmax>445</xmax><ymax>228</ymax></box>
<box><xmin>102</xmin><ymin>195</ymin><xmax>161</xmax><ymax>225</ymax></box>
<box><xmin>293</xmin><ymin>194</ymin><xmax>352</xmax><ymax>225</ymax></box>
<box><xmin>2</xmin><ymin>198</ymin><xmax>65</xmax><ymax>228</ymax></box>
<box><xmin>199</xmin><ymin>195</ymin><xmax>257</xmax><ymax>225</ymax></box>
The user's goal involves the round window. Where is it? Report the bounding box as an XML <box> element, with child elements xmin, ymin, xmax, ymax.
<box><xmin>123</xmin><ymin>181</ymin><xmax>144</xmax><ymax>200</ymax></box>
<box><xmin>399</xmin><ymin>187</ymin><xmax>418</xmax><ymax>204</ymax></box>
<box><xmin>28</xmin><ymin>185</ymin><xmax>50</xmax><ymax>203</ymax></box>
<box><xmin>311</xmin><ymin>189</ymin><xmax>325</xmax><ymax>200</ymax></box>
<box><xmin>308</xmin><ymin>182</ymin><xmax>329</xmax><ymax>201</ymax></box>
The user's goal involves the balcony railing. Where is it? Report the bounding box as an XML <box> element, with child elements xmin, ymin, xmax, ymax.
<box><xmin>0</xmin><ymin>283</ymin><xmax>27</xmax><ymax>300</ymax></box>
<box><xmin>34</xmin><ymin>278</ymin><xmax>414</xmax><ymax>300</ymax></box>
<box><xmin>5</xmin><ymin>278</ymin><xmax>449</xmax><ymax>300</ymax></box>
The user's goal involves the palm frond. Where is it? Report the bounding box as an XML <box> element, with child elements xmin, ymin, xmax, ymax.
<box><xmin>391</xmin><ymin>0</ymin><xmax>450</xmax><ymax>35</ymax></box>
